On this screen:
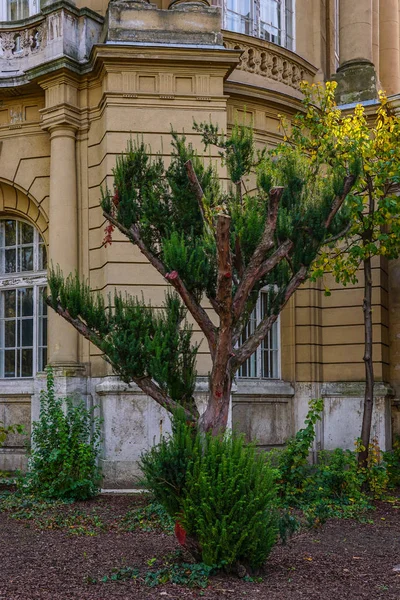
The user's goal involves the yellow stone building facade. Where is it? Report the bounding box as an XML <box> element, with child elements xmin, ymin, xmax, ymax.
<box><xmin>0</xmin><ymin>0</ymin><xmax>399</xmax><ymax>487</ymax></box>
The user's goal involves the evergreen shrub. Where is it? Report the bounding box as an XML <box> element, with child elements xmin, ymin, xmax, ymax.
<box><xmin>21</xmin><ymin>368</ymin><xmax>102</xmax><ymax>501</ymax></box>
<box><xmin>140</xmin><ymin>412</ymin><xmax>279</xmax><ymax>571</ymax></box>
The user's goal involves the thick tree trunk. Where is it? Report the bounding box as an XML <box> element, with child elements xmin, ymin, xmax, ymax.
<box><xmin>358</xmin><ymin>255</ymin><xmax>374</xmax><ymax>468</ymax></box>
<box><xmin>199</xmin><ymin>374</ymin><xmax>233</xmax><ymax>435</ymax></box>
<box><xmin>199</xmin><ymin>214</ymin><xmax>233</xmax><ymax>436</ymax></box>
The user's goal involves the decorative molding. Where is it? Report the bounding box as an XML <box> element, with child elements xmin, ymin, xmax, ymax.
<box><xmin>223</xmin><ymin>31</ymin><xmax>317</xmax><ymax>92</ymax></box>
<box><xmin>0</xmin><ymin>6</ymin><xmax>102</xmax><ymax>85</ymax></box>
<box><xmin>321</xmin><ymin>381</ymin><xmax>394</xmax><ymax>398</ymax></box>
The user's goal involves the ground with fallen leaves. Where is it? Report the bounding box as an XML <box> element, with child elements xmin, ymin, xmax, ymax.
<box><xmin>1</xmin><ymin>491</ymin><xmax>400</xmax><ymax>600</ymax></box>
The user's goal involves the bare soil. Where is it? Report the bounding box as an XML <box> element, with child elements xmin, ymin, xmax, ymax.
<box><xmin>0</xmin><ymin>492</ymin><xmax>400</xmax><ymax>600</ymax></box>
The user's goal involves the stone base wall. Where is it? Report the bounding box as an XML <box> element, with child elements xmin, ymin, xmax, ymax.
<box><xmin>0</xmin><ymin>380</ymin><xmax>33</xmax><ymax>472</ymax></box>
<box><xmin>294</xmin><ymin>382</ymin><xmax>394</xmax><ymax>457</ymax></box>
<box><xmin>0</xmin><ymin>375</ymin><xmax>395</xmax><ymax>488</ymax></box>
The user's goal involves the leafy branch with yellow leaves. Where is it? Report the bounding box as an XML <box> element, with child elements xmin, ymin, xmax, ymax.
<box><xmin>310</xmin><ymin>84</ymin><xmax>400</xmax><ymax>466</ymax></box>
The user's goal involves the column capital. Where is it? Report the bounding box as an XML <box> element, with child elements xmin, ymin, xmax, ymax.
<box><xmin>39</xmin><ymin>73</ymin><xmax>82</xmax><ymax>133</ymax></box>
<box><xmin>40</xmin><ymin>105</ymin><xmax>81</xmax><ymax>135</ymax></box>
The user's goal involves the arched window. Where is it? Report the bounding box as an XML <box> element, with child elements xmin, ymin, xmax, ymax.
<box><xmin>0</xmin><ymin>219</ymin><xmax>47</xmax><ymax>378</ymax></box>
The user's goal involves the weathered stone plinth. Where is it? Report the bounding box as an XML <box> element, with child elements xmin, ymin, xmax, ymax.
<box><xmin>103</xmin><ymin>0</ymin><xmax>222</xmax><ymax>46</ymax></box>
<box><xmin>332</xmin><ymin>59</ymin><xmax>378</xmax><ymax>105</ymax></box>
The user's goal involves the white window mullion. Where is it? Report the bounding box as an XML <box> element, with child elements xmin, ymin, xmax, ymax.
<box><xmin>253</xmin><ymin>0</ymin><xmax>258</xmax><ymax>38</ymax></box>
<box><xmin>16</xmin><ymin>288</ymin><xmax>20</xmax><ymax>378</ymax></box>
<box><xmin>281</xmin><ymin>0</ymin><xmax>286</xmax><ymax>48</ymax></box>
<box><xmin>29</xmin><ymin>0</ymin><xmax>39</xmax><ymax>17</ymax></box>
<box><xmin>16</xmin><ymin>220</ymin><xmax>19</xmax><ymax>273</ymax></box>
<box><xmin>256</xmin><ymin>294</ymin><xmax>261</xmax><ymax>378</ymax></box>
<box><xmin>33</xmin><ymin>284</ymin><xmax>37</xmax><ymax>378</ymax></box>
<box><xmin>276</xmin><ymin>314</ymin><xmax>281</xmax><ymax>379</ymax></box>
<box><xmin>0</xmin><ymin>222</ymin><xmax>3</xmax><ymax>275</ymax></box>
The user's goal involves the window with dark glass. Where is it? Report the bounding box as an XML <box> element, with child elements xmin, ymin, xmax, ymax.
<box><xmin>0</xmin><ymin>219</ymin><xmax>47</xmax><ymax>378</ymax></box>
<box><xmin>238</xmin><ymin>291</ymin><xmax>280</xmax><ymax>380</ymax></box>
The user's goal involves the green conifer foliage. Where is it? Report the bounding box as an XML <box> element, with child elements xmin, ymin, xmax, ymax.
<box><xmin>48</xmin><ymin>83</ymin><xmax>358</xmax><ymax>433</ymax></box>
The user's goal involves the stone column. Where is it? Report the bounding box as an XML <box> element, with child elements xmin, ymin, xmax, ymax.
<box><xmin>47</xmin><ymin>124</ymin><xmax>79</xmax><ymax>367</ymax></box>
<box><xmin>333</xmin><ymin>0</ymin><xmax>377</xmax><ymax>103</ymax></box>
<box><xmin>379</xmin><ymin>0</ymin><xmax>400</xmax><ymax>95</ymax></box>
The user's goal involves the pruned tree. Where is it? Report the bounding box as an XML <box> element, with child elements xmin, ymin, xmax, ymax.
<box><xmin>312</xmin><ymin>89</ymin><xmax>400</xmax><ymax>466</ymax></box>
<box><xmin>48</xmin><ymin>82</ymin><xmax>358</xmax><ymax>435</ymax></box>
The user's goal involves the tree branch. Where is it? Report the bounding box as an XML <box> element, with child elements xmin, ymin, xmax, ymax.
<box><xmin>231</xmin><ymin>265</ymin><xmax>308</xmax><ymax>370</ymax></box>
<box><xmin>136</xmin><ymin>376</ymin><xmax>198</xmax><ymax>422</ymax></box>
<box><xmin>325</xmin><ymin>174</ymin><xmax>356</xmax><ymax>229</ymax></box>
<box><xmin>232</xmin><ymin>186</ymin><xmax>284</xmax><ymax>320</ymax></box>
<box><xmin>233</xmin><ymin>237</ymin><xmax>292</xmax><ymax>321</ymax></box>
<box><xmin>185</xmin><ymin>159</ymin><xmax>207</xmax><ymax>224</ymax></box>
<box><xmin>232</xmin><ymin>293</ymin><xmax>259</xmax><ymax>347</ymax></box>
<box><xmin>324</xmin><ymin>222</ymin><xmax>352</xmax><ymax>245</ymax></box>
<box><xmin>103</xmin><ymin>211</ymin><xmax>217</xmax><ymax>357</ymax></box>
<box><xmin>46</xmin><ymin>298</ymin><xmax>104</xmax><ymax>348</ymax></box>
<box><xmin>46</xmin><ymin>297</ymin><xmax>197</xmax><ymax>422</ymax></box>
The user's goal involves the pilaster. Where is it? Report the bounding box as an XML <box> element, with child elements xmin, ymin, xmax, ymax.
<box><xmin>379</xmin><ymin>0</ymin><xmax>400</xmax><ymax>96</ymax></box>
<box><xmin>40</xmin><ymin>74</ymin><xmax>83</xmax><ymax>373</ymax></box>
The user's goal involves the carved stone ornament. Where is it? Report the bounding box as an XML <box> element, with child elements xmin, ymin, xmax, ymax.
<box><xmin>0</xmin><ymin>22</ymin><xmax>46</xmax><ymax>60</ymax></box>
<box><xmin>223</xmin><ymin>34</ymin><xmax>315</xmax><ymax>91</ymax></box>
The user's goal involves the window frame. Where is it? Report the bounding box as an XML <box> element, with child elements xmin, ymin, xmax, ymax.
<box><xmin>238</xmin><ymin>290</ymin><xmax>281</xmax><ymax>381</ymax></box>
<box><xmin>0</xmin><ymin>0</ymin><xmax>40</xmax><ymax>22</ymax></box>
<box><xmin>216</xmin><ymin>0</ymin><xmax>296</xmax><ymax>51</ymax></box>
<box><xmin>0</xmin><ymin>218</ymin><xmax>47</xmax><ymax>380</ymax></box>
<box><xmin>334</xmin><ymin>0</ymin><xmax>340</xmax><ymax>71</ymax></box>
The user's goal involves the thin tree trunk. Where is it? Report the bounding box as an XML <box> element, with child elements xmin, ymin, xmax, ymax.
<box><xmin>358</xmin><ymin>255</ymin><xmax>374</xmax><ymax>468</ymax></box>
